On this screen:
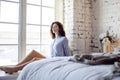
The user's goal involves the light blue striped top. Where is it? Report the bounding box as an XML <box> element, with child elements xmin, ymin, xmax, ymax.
<box><xmin>50</xmin><ymin>36</ymin><xmax>69</xmax><ymax>57</ymax></box>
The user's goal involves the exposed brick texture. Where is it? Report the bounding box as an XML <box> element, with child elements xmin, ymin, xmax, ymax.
<box><xmin>64</xmin><ymin>0</ymin><xmax>120</xmax><ymax>55</ymax></box>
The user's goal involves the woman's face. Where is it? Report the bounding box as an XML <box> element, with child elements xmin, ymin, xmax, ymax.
<box><xmin>52</xmin><ymin>23</ymin><xmax>59</xmax><ymax>34</ymax></box>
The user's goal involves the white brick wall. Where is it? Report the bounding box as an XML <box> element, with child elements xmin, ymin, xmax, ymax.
<box><xmin>63</xmin><ymin>0</ymin><xmax>120</xmax><ymax>54</ymax></box>
<box><xmin>64</xmin><ymin>0</ymin><xmax>92</xmax><ymax>54</ymax></box>
<box><xmin>92</xmin><ymin>0</ymin><xmax>120</xmax><ymax>52</ymax></box>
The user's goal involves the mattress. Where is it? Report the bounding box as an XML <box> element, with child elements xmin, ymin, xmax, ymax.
<box><xmin>17</xmin><ymin>57</ymin><xmax>120</xmax><ymax>80</ymax></box>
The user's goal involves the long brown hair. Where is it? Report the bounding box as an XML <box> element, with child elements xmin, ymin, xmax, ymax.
<box><xmin>50</xmin><ymin>21</ymin><xmax>66</xmax><ymax>39</ymax></box>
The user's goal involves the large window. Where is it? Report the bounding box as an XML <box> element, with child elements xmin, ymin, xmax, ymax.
<box><xmin>0</xmin><ymin>0</ymin><xmax>55</xmax><ymax>65</ymax></box>
<box><xmin>26</xmin><ymin>0</ymin><xmax>55</xmax><ymax>57</ymax></box>
<box><xmin>0</xmin><ymin>0</ymin><xmax>19</xmax><ymax>65</ymax></box>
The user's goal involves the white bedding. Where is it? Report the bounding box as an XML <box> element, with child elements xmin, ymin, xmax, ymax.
<box><xmin>17</xmin><ymin>57</ymin><xmax>120</xmax><ymax>80</ymax></box>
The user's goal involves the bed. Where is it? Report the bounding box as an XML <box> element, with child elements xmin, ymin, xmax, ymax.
<box><xmin>17</xmin><ymin>55</ymin><xmax>120</xmax><ymax>80</ymax></box>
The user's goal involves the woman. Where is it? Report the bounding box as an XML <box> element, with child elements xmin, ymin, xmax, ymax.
<box><xmin>50</xmin><ymin>21</ymin><xmax>69</xmax><ymax>57</ymax></box>
<box><xmin>0</xmin><ymin>21</ymin><xmax>69</xmax><ymax>74</ymax></box>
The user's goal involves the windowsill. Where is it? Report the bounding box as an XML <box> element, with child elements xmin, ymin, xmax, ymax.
<box><xmin>0</xmin><ymin>70</ymin><xmax>20</xmax><ymax>76</ymax></box>
<box><xmin>0</xmin><ymin>70</ymin><xmax>19</xmax><ymax>80</ymax></box>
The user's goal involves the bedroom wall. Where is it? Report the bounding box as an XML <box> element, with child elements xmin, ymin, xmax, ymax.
<box><xmin>64</xmin><ymin>0</ymin><xmax>92</xmax><ymax>55</ymax></box>
<box><xmin>91</xmin><ymin>0</ymin><xmax>120</xmax><ymax>52</ymax></box>
<box><xmin>64</xmin><ymin>0</ymin><xmax>120</xmax><ymax>55</ymax></box>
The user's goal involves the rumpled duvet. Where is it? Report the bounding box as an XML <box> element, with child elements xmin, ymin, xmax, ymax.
<box><xmin>17</xmin><ymin>57</ymin><xmax>120</xmax><ymax>80</ymax></box>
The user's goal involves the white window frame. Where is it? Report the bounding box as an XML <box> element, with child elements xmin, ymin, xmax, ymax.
<box><xmin>0</xmin><ymin>0</ymin><xmax>56</xmax><ymax>63</ymax></box>
<box><xmin>19</xmin><ymin>0</ymin><xmax>26</xmax><ymax>61</ymax></box>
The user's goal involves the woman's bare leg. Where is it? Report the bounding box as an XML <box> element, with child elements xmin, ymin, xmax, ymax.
<box><xmin>0</xmin><ymin>50</ymin><xmax>46</xmax><ymax>74</ymax></box>
<box><xmin>0</xmin><ymin>57</ymin><xmax>42</xmax><ymax>74</ymax></box>
<box><xmin>16</xmin><ymin>50</ymin><xmax>46</xmax><ymax>66</ymax></box>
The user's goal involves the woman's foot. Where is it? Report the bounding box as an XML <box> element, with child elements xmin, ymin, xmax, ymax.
<box><xmin>0</xmin><ymin>66</ymin><xmax>18</xmax><ymax>74</ymax></box>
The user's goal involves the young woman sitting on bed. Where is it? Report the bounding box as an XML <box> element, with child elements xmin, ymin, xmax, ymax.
<box><xmin>0</xmin><ymin>21</ymin><xmax>69</xmax><ymax>74</ymax></box>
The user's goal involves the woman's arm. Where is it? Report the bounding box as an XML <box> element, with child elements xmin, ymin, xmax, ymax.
<box><xmin>62</xmin><ymin>37</ymin><xmax>69</xmax><ymax>56</ymax></box>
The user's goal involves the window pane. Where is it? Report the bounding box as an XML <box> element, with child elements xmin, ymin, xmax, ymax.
<box><xmin>0</xmin><ymin>23</ymin><xmax>18</xmax><ymax>44</ymax></box>
<box><xmin>42</xmin><ymin>7</ymin><xmax>54</xmax><ymax>25</ymax></box>
<box><xmin>42</xmin><ymin>0</ymin><xmax>55</xmax><ymax>7</ymax></box>
<box><xmin>26</xmin><ymin>25</ymin><xmax>40</xmax><ymax>44</ymax></box>
<box><xmin>0</xmin><ymin>1</ymin><xmax>19</xmax><ymax>23</ymax></box>
<box><xmin>6</xmin><ymin>0</ymin><xmax>19</xmax><ymax>2</ymax></box>
<box><xmin>41</xmin><ymin>26</ymin><xmax>51</xmax><ymax>44</ymax></box>
<box><xmin>0</xmin><ymin>45</ymin><xmax>18</xmax><ymax>65</ymax></box>
<box><xmin>26</xmin><ymin>45</ymin><xmax>40</xmax><ymax>55</ymax></box>
<box><xmin>41</xmin><ymin>45</ymin><xmax>50</xmax><ymax>57</ymax></box>
<box><xmin>27</xmin><ymin>0</ymin><xmax>41</xmax><ymax>5</ymax></box>
<box><xmin>27</xmin><ymin>5</ymin><xmax>41</xmax><ymax>24</ymax></box>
